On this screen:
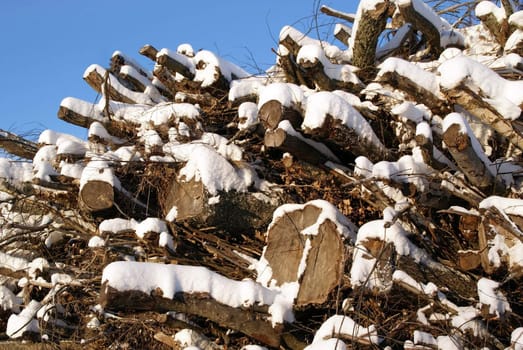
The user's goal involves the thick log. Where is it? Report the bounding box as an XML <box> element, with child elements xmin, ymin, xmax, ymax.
<box><xmin>376</xmin><ymin>70</ymin><xmax>448</xmax><ymax>116</ymax></box>
<box><xmin>442</xmin><ymin>123</ymin><xmax>498</xmax><ymax>192</ymax></box>
<box><xmin>258</xmin><ymin>99</ymin><xmax>302</xmax><ymax>130</ymax></box>
<box><xmin>161</xmin><ymin>177</ymin><xmax>280</xmax><ymax>232</ymax></box>
<box><xmin>79</xmin><ymin>180</ymin><xmax>114</xmax><ymax>211</ymax></box>
<box><xmin>57</xmin><ymin>102</ymin><xmax>136</xmax><ymax>140</ymax></box>
<box><xmin>139</xmin><ymin>44</ymin><xmax>158</xmax><ymax>62</ymax></box>
<box><xmin>261</xmin><ymin>201</ymin><xmax>348</xmax><ymax>305</ymax></box>
<box><xmin>334</xmin><ymin>23</ymin><xmax>351</xmax><ymax>46</ymax></box>
<box><xmin>397</xmin><ymin>0</ymin><xmax>445</xmax><ymax>56</ymax></box>
<box><xmin>100</xmin><ymin>284</ymin><xmax>282</xmax><ymax>348</ymax></box>
<box><xmin>476</xmin><ymin>1</ymin><xmax>510</xmax><ymax>46</ymax></box>
<box><xmin>83</xmin><ymin>65</ymin><xmax>153</xmax><ymax>105</ymax></box>
<box><xmin>0</xmin><ymin>129</ymin><xmax>38</xmax><ymax>160</ymax></box>
<box><xmin>303</xmin><ymin>113</ymin><xmax>391</xmax><ymax>162</ymax></box>
<box><xmin>296</xmin><ymin>53</ymin><xmax>362</xmax><ymax>92</ymax></box>
<box><xmin>264</xmin><ymin>128</ymin><xmax>330</xmax><ymax>166</ymax></box>
<box><xmin>156</xmin><ymin>49</ymin><xmax>195</xmax><ymax>80</ymax></box>
<box><xmin>443</xmin><ymin>85</ymin><xmax>523</xmax><ymax>151</ymax></box>
<box><xmin>349</xmin><ymin>0</ymin><xmax>391</xmax><ymax>70</ymax></box>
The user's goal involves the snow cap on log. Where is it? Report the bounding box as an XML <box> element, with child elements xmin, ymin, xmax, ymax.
<box><xmin>350</xmin><ymin>219</ymin><xmax>429</xmax><ymax>290</ymax></box>
<box><xmin>193</xmin><ymin>50</ymin><xmax>250</xmax><ymax>87</ymax></box>
<box><xmin>257</xmin><ymin>200</ymin><xmax>356</xmax><ymax>305</ymax></box>
<box><xmin>439</xmin><ymin>56</ymin><xmax>523</xmax><ymax>120</ymax></box>
<box><xmin>302</xmin><ymin>90</ymin><xmax>387</xmax><ymax>160</ymax></box>
<box><xmin>79</xmin><ymin>159</ymin><xmax>119</xmax><ymax>211</ymax></box>
<box><xmin>311</xmin><ymin>314</ymin><xmax>381</xmax><ymax>346</ymax></box>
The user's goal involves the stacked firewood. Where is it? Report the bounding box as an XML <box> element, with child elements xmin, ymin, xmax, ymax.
<box><xmin>2</xmin><ymin>1</ymin><xmax>523</xmax><ymax>349</ymax></box>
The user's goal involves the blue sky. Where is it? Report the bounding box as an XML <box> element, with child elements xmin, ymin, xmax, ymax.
<box><xmin>0</xmin><ymin>0</ymin><xmax>356</xmax><ymax>140</ymax></box>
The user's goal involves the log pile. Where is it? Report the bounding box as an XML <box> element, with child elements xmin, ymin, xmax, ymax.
<box><xmin>2</xmin><ymin>1</ymin><xmax>523</xmax><ymax>349</ymax></box>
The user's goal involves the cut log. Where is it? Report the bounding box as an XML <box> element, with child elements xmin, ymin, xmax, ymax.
<box><xmin>443</xmin><ymin>84</ymin><xmax>523</xmax><ymax>152</ymax></box>
<box><xmin>476</xmin><ymin>1</ymin><xmax>510</xmax><ymax>46</ymax></box>
<box><xmin>349</xmin><ymin>0</ymin><xmax>391</xmax><ymax>70</ymax></box>
<box><xmin>261</xmin><ymin>200</ymin><xmax>353</xmax><ymax>305</ymax></box>
<box><xmin>296</xmin><ymin>48</ymin><xmax>363</xmax><ymax>92</ymax></box>
<box><xmin>264</xmin><ymin>128</ymin><xmax>330</xmax><ymax>166</ymax></box>
<box><xmin>258</xmin><ymin>99</ymin><xmax>302</xmax><ymax>130</ymax></box>
<box><xmin>442</xmin><ymin>123</ymin><xmax>498</xmax><ymax>192</ymax></box>
<box><xmin>79</xmin><ymin>180</ymin><xmax>114</xmax><ymax>212</ymax></box>
<box><xmin>161</xmin><ymin>177</ymin><xmax>280</xmax><ymax>232</ymax></box>
<box><xmin>376</xmin><ymin>60</ymin><xmax>448</xmax><ymax>115</ymax></box>
<box><xmin>0</xmin><ymin>129</ymin><xmax>38</xmax><ymax>160</ymax></box>
<box><xmin>303</xmin><ymin>113</ymin><xmax>391</xmax><ymax>162</ymax></box>
<box><xmin>57</xmin><ymin>98</ymin><xmax>136</xmax><ymax>140</ymax></box>
<box><xmin>139</xmin><ymin>44</ymin><xmax>159</xmax><ymax>62</ymax></box>
<box><xmin>320</xmin><ymin>5</ymin><xmax>355</xmax><ymax>23</ymax></box>
<box><xmin>100</xmin><ymin>284</ymin><xmax>282</xmax><ymax>348</ymax></box>
<box><xmin>156</xmin><ymin>49</ymin><xmax>196</xmax><ymax>80</ymax></box>
<box><xmin>83</xmin><ymin>64</ymin><xmax>154</xmax><ymax>105</ymax></box>
<box><xmin>334</xmin><ymin>23</ymin><xmax>351</xmax><ymax>46</ymax></box>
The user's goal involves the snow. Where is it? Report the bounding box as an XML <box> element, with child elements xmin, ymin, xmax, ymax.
<box><xmin>238</xmin><ymin>102</ymin><xmax>258</xmax><ymax>130</ymax></box>
<box><xmin>398</xmin><ymin>0</ymin><xmax>450</xmax><ymax>31</ymax></box>
<box><xmin>6</xmin><ymin>299</ymin><xmax>40</xmax><ymax>338</ymax></box>
<box><xmin>509</xmin><ymin>11</ymin><xmax>523</xmax><ymax>28</ymax></box>
<box><xmin>200</xmin><ymin>132</ymin><xmax>243</xmax><ymax>161</ymax></box>
<box><xmin>416</xmin><ymin>122</ymin><xmax>432</xmax><ymax>141</ymax></box>
<box><xmin>102</xmin><ymin>261</ymin><xmax>295</xmax><ymax>326</ymax></box>
<box><xmin>159</xmin><ymin>232</ymin><xmax>175</xmax><ymax>251</ymax></box>
<box><xmin>436</xmin><ymin>335</ymin><xmax>462</xmax><ymax>350</ymax></box>
<box><xmin>304</xmin><ymin>338</ymin><xmax>346</xmax><ymax>350</ymax></box>
<box><xmin>477</xmin><ymin>277</ymin><xmax>511</xmax><ymax>317</ymax></box>
<box><xmin>302</xmin><ymin>91</ymin><xmax>385</xmax><ymax>151</ymax></box>
<box><xmin>99</xmin><ymin>218</ymin><xmax>138</xmax><ymax>234</ymax></box>
<box><xmin>44</xmin><ymin>231</ymin><xmax>65</xmax><ymax>248</ymax></box>
<box><xmin>391</xmin><ymin>102</ymin><xmax>427</xmax><ymax>124</ymax></box>
<box><xmin>84</xmin><ymin>64</ymin><xmax>154</xmax><ymax>105</ymax></box>
<box><xmin>505</xmin><ymin>29</ymin><xmax>523</xmax><ymax>53</ymax></box>
<box><xmin>413</xmin><ymin>330</ymin><xmax>437</xmax><ymax>346</ymax></box>
<box><xmin>177</xmin><ymin>43</ymin><xmax>194</xmax><ymax>57</ymax></box>
<box><xmin>0</xmin><ymin>285</ymin><xmax>21</xmax><ymax>312</ymax></box>
<box><xmin>312</xmin><ymin>315</ymin><xmax>380</xmax><ymax>345</ymax></box>
<box><xmin>193</xmin><ymin>50</ymin><xmax>250</xmax><ymax>87</ymax></box>
<box><xmin>166</xmin><ymin>206</ymin><xmax>178</xmax><ymax>222</ymax></box>
<box><xmin>350</xmin><ymin>220</ymin><xmax>429</xmax><ymax>288</ymax></box>
<box><xmin>228</xmin><ymin>76</ymin><xmax>267</xmax><ymax>102</ymax></box>
<box><xmin>279</xmin><ymin>25</ymin><xmax>346</xmax><ymax>61</ymax></box>
<box><xmin>278</xmin><ymin>120</ymin><xmax>340</xmax><ymax>163</ymax></box>
<box><xmin>80</xmin><ymin>159</ymin><xmax>119</xmax><ymax>190</ymax></box>
<box><xmin>475</xmin><ymin>1</ymin><xmax>506</xmax><ymax>23</ymax></box>
<box><xmin>164</xmin><ymin>143</ymin><xmax>252</xmax><ymax>195</ymax></box>
<box><xmin>438</xmin><ymin>56</ymin><xmax>523</xmax><ymax>120</ymax></box>
<box><xmin>135</xmin><ymin>217</ymin><xmax>168</xmax><ymax>239</ymax></box>
<box><xmin>512</xmin><ymin>327</ymin><xmax>523</xmax><ymax>350</ymax></box>
<box><xmin>378</xmin><ymin>57</ymin><xmax>442</xmax><ymax>99</ymax></box>
<box><xmin>88</xmin><ymin>236</ymin><xmax>106</xmax><ymax>248</ymax></box>
<box><xmin>392</xmin><ymin>270</ymin><xmax>438</xmax><ymax>296</ymax></box>
<box><xmin>269</xmin><ymin>199</ymin><xmax>356</xmax><ymax>241</ymax></box>
<box><xmin>257</xmin><ymin>82</ymin><xmax>304</xmax><ymax>109</ymax></box>
<box><xmin>0</xmin><ymin>252</ymin><xmax>30</xmax><ymax>272</ymax></box>
<box><xmin>296</xmin><ymin>44</ymin><xmax>361</xmax><ymax>85</ymax></box>
<box><xmin>157</xmin><ymin>48</ymin><xmax>195</xmax><ymax>75</ymax></box>
<box><xmin>60</xmin><ymin>97</ymin><xmax>104</xmax><ymax>121</ymax></box>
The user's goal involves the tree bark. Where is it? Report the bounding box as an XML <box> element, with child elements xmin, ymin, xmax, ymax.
<box><xmin>0</xmin><ymin>130</ymin><xmax>38</xmax><ymax>160</ymax></box>
<box><xmin>264</xmin><ymin>128</ymin><xmax>330</xmax><ymax>166</ymax></box>
<box><xmin>477</xmin><ymin>9</ymin><xmax>510</xmax><ymax>46</ymax></box>
<box><xmin>397</xmin><ymin>0</ymin><xmax>444</xmax><ymax>56</ymax></box>
<box><xmin>444</xmin><ymin>84</ymin><xmax>523</xmax><ymax>152</ymax></box>
<box><xmin>442</xmin><ymin>123</ymin><xmax>498</xmax><ymax>193</ymax></box>
<box><xmin>100</xmin><ymin>284</ymin><xmax>282</xmax><ymax>348</ymax></box>
<box><xmin>350</xmin><ymin>0</ymin><xmax>391</xmax><ymax>70</ymax></box>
